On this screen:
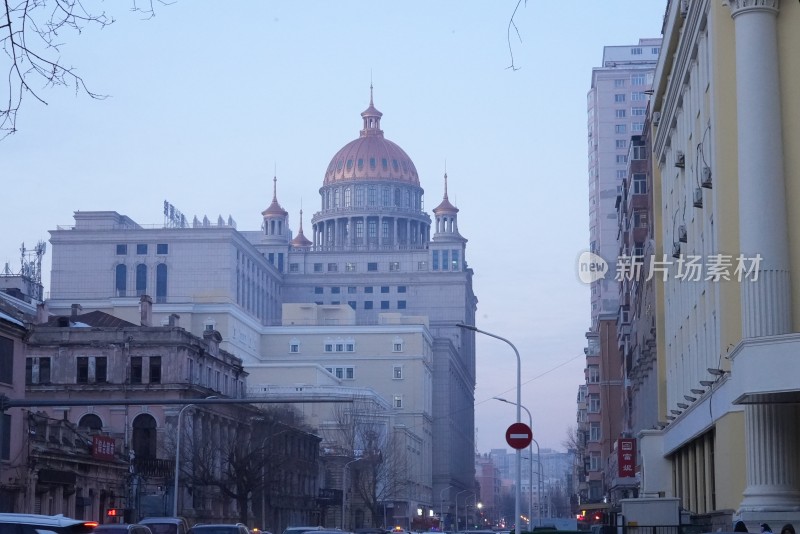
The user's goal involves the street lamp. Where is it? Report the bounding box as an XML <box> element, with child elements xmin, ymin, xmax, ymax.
<box><xmin>457</xmin><ymin>323</ymin><xmax>522</xmax><ymax>534</ymax></box>
<box><xmin>342</xmin><ymin>457</ymin><xmax>362</xmax><ymax>530</ymax></box>
<box><xmin>439</xmin><ymin>485</ymin><xmax>454</xmax><ymax>529</ymax></box>
<box><xmin>494</xmin><ymin>397</ymin><xmax>542</xmax><ymax>527</ymax></box>
<box><xmin>173</xmin><ymin>396</ymin><xmax>217</xmax><ymax>517</ymax></box>
<box><xmin>455</xmin><ymin>489</ymin><xmax>470</xmax><ymax>533</ymax></box>
<box><xmin>464</xmin><ymin>493</ymin><xmax>475</xmax><ymax>532</ymax></box>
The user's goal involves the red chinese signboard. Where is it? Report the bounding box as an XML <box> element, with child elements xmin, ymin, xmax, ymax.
<box><xmin>617</xmin><ymin>438</ymin><xmax>636</xmax><ymax>478</ymax></box>
<box><xmin>92</xmin><ymin>435</ymin><xmax>116</xmax><ymax>460</ymax></box>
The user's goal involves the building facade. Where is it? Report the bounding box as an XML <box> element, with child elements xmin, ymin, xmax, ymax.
<box><xmin>45</xmin><ymin>93</ymin><xmax>478</xmax><ymax>514</ymax></box>
<box><xmin>642</xmin><ymin>0</ymin><xmax>800</xmax><ymax>528</ymax></box>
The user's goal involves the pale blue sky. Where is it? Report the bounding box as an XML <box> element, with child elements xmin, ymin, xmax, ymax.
<box><xmin>2</xmin><ymin>1</ymin><xmax>666</xmax><ymax>452</ymax></box>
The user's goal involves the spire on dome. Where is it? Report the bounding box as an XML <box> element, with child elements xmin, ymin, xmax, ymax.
<box><xmin>361</xmin><ymin>83</ymin><xmax>383</xmax><ymax>137</ymax></box>
<box><xmin>433</xmin><ymin>171</ymin><xmax>458</xmax><ymax>214</ymax></box>
<box><xmin>291</xmin><ymin>207</ymin><xmax>313</xmax><ymax>248</ymax></box>
<box><xmin>262</xmin><ymin>175</ymin><xmax>288</xmax><ymax>217</ymax></box>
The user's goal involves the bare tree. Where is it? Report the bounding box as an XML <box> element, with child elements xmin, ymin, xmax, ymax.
<box><xmin>0</xmin><ymin>0</ymin><xmax>163</xmax><ymax>138</ymax></box>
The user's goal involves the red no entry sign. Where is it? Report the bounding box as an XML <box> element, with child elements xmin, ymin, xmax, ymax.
<box><xmin>505</xmin><ymin>422</ymin><xmax>533</xmax><ymax>450</ymax></box>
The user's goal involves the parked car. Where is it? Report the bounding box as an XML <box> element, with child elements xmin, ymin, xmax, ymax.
<box><xmin>281</xmin><ymin>527</ymin><xmax>324</xmax><ymax>534</ymax></box>
<box><xmin>93</xmin><ymin>524</ymin><xmax>152</xmax><ymax>534</ymax></box>
<box><xmin>188</xmin><ymin>524</ymin><xmax>250</xmax><ymax>534</ymax></box>
<box><xmin>139</xmin><ymin>518</ymin><xmax>189</xmax><ymax>534</ymax></box>
<box><xmin>0</xmin><ymin>513</ymin><xmax>98</xmax><ymax>534</ymax></box>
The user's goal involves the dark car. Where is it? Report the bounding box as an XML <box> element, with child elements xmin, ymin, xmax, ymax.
<box><xmin>139</xmin><ymin>519</ymin><xmax>189</xmax><ymax>534</ymax></box>
<box><xmin>93</xmin><ymin>524</ymin><xmax>152</xmax><ymax>534</ymax></box>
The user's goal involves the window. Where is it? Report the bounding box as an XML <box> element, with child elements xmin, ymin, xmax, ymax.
<box><xmin>156</xmin><ymin>244</ymin><xmax>169</xmax><ymax>254</ymax></box>
<box><xmin>393</xmin><ymin>366</ymin><xmax>403</xmax><ymax>379</ymax></box>
<box><xmin>348</xmin><ymin>301</ymin><xmax>356</xmax><ymax>310</ymax></box>
<box><xmin>346</xmin><ymin>367</ymin><xmax>354</xmax><ymax>379</ymax></box>
<box><xmin>289</xmin><ymin>263</ymin><xmax>299</xmax><ymax>273</ymax></box>
<box><xmin>136</xmin><ymin>264</ymin><xmax>147</xmax><ymax>296</ymax></box>
<box><xmin>314</xmin><ymin>263</ymin><xmax>323</xmax><ymax>273</ymax></box>
<box><xmin>632</xmin><ymin>122</ymin><xmax>644</xmax><ymax>133</ymax></box>
<box><xmin>367</xmin><ymin>262</ymin><xmax>378</xmax><ymax>272</ymax></box>
<box><xmin>632</xmin><ymin>107</ymin><xmax>646</xmax><ymax>116</ymax></box>
<box><xmin>0</xmin><ymin>337</ymin><xmax>12</xmax><ymax>384</ymax></box>
<box><xmin>616</xmin><ymin>155</ymin><xmax>628</xmax><ymax>164</ymax></box>
<box><xmin>331</xmin><ymin>287</ymin><xmax>341</xmax><ymax>294</ymax></box>
<box><xmin>615</xmin><ymin>109</ymin><xmax>626</xmax><ymax>118</ymax></box>
<box><xmin>381</xmin><ymin>301</ymin><xmax>390</xmax><ymax>310</ymax></box>
<box><xmin>389</xmin><ymin>261</ymin><xmax>400</xmax><ymax>271</ymax></box>
<box><xmin>96</xmin><ymin>357</ymin><xmax>107</xmax><ymax>383</ymax></box>
<box><xmin>590</xmin><ymin>422</ymin><xmax>601</xmax><ymax>442</ymax></box>
<box><xmin>116</xmin><ymin>244</ymin><xmax>127</xmax><ymax>255</ymax></box>
<box><xmin>335</xmin><ymin>343</ymin><xmax>344</xmax><ymax>352</ymax></box>
<box><xmin>314</xmin><ymin>287</ymin><xmax>323</xmax><ymax>295</ymax></box>
<box><xmin>365</xmin><ymin>286</ymin><xmax>373</xmax><ymax>294</ymax></box>
<box><xmin>588</xmin><ymin>393</ymin><xmax>600</xmax><ymax>413</ymax></box>
<box><xmin>149</xmin><ymin>356</ymin><xmax>161</xmax><ymax>384</ymax></box>
<box><xmin>131</xmin><ymin>357</ymin><xmax>143</xmax><ymax>384</ymax></box>
<box><xmin>631</xmin><ymin>92</ymin><xmax>646</xmax><ymax>101</ymax></box>
<box><xmin>614</xmin><ymin>94</ymin><xmax>625</xmax><ymax>103</ymax></box>
<box><xmin>324</xmin><ymin>343</ymin><xmax>333</xmax><ymax>352</ymax></box>
<box><xmin>617</xmin><ymin>169</ymin><xmax>627</xmax><ymax>179</ymax></box>
<box><xmin>631</xmin><ymin>47</ymin><xmax>642</xmax><ymax>55</ymax></box>
<box><xmin>432</xmin><ymin>251</ymin><xmax>439</xmax><ymax>271</ymax></box>
<box><xmin>393</xmin><ymin>339</ymin><xmax>403</xmax><ymax>352</ymax></box>
<box><xmin>615</xmin><ymin>124</ymin><xmax>627</xmax><ymax>134</ymax></box>
<box><xmin>652</xmin><ymin>47</ymin><xmax>660</xmax><ymax>55</ymax></box>
<box><xmin>1</xmin><ymin>414</ymin><xmax>9</xmax><ymax>460</ymax></box>
<box><xmin>328</xmin><ymin>263</ymin><xmax>338</xmax><ymax>272</ymax></box>
<box><xmin>634</xmin><ymin>210</ymin><xmax>648</xmax><ymax>227</ymax></box>
<box><xmin>25</xmin><ymin>356</ymin><xmax>51</xmax><ymax>384</ymax></box>
<box><xmin>115</xmin><ymin>264</ymin><xmax>127</xmax><ymax>297</ymax></box>
<box><xmin>588</xmin><ymin>365</ymin><xmax>600</xmax><ymax>384</ymax></box>
<box><xmin>397</xmin><ymin>286</ymin><xmax>407</xmax><ymax>293</ymax></box>
<box><xmin>616</xmin><ymin>140</ymin><xmax>627</xmax><ymax>149</ymax></box>
<box><xmin>77</xmin><ymin>357</ymin><xmax>89</xmax><ymax>384</ymax></box>
<box><xmin>393</xmin><ymin>395</ymin><xmax>403</xmax><ymax>409</ymax></box>
<box><xmin>364</xmin><ymin>301</ymin><xmax>373</xmax><ymax>310</ymax></box>
<box><xmin>136</xmin><ymin>244</ymin><xmax>148</xmax><ymax>254</ymax></box>
<box><xmin>381</xmin><ymin>286</ymin><xmax>390</xmax><ymax>294</ymax></box>
<box><xmin>633</xmin><ymin>145</ymin><xmax>647</xmax><ymax>160</ymax></box>
<box><xmin>290</xmin><ymin>340</ymin><xmax>300</xmax><ymax>353</ymax></box>
<box><xmin>590</xmin><ymin>451</ymin><xmax>602</xmax><ymax>471</ymax></box>
<box><xmin>418</xmin><ymin>260</ymin><xmax>428</xmax><ymax>270</ymax></box>
<box><xmin>614</xmin><ymin>79</ymin><xmax>625</xmax><ymax>88</ymax></box>
<box><xmin>398</xmin><ymin>300</ymin><xmax>407</xmax><ymax>309</ymax></box>
<box><xmin>451</xmin><ymin>250</ymin><xmax>460</xmax><ymax>270</ymax></box>
<box><xmin>631</xmin><ymin>73</ymin><xmax>645</xmax><ymax>85</ymax></box>
<box><xmin>348</xmin><ymin>286</ymin><xmax>357</xmax><ymax>294</ymax></box>
<box><xmin>346</xmin><ymin>262</ymin><xmax>356</xmax><ymax>272</ymax></box>
<box><xmin>346</xmin><ymin>343</ymin><xmax>355</xmax><ymax>352</ymax></box>
<box><xmin>156</xmin><ymin>263</ymin><xmax>167</xmax><ymax>303</ymax></box>
<box><xmin>633</xmin><ymin>174</ymin><xmax>647</xmax><ymax>194</ymax></box>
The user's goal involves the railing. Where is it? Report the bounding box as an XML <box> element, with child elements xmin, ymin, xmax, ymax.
<box><xmin>134</xmin><ymin>457</ymin><xmax>175</xmax><ymax>478</ymax></box>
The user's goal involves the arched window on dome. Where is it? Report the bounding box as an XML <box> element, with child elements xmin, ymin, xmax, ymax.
<box><xmin>333</xmin><ymin>188</ymin><xmax>340</xmax><ymax>208</ymax></box>
<box><xmin>355</xmin><ymin>187</ymin><xmax>364</xmax><ymax>206</ymax></box>
<box><xmin>344</xmin><ymin>187</ymin><xmax>351</xmax><ymax>207</ymax></box>
<box><xmin>394</xmin><ymin>188</ymin><xmax>402</xmax><ymax>207</ymax></box>
<box><xmin>382</xmin><ymin>187</ymin><xmax>391</xmax><ymax>206</ymax></box>
<box><xmin>368</xmin><ymin>187</ymin><xmax>376</xmax><ymax>206</ymax></box>
<box><xmin>405</xmin><ymin>190</ymin><xmax>411</xmax><ymax>208</ymax></box>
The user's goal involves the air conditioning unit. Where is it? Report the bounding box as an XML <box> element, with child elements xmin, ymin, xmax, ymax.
<box><xmin>675</xmin><ymin>151</ymin><xmax>686</xmax><ymax>169</ymax></box>
<box><xmin>672</xmin><ymin>242</ymin><xmax>682</xmax><ymax>259</ymax></box>
<box><xmin>693</xmin><ymin>187</ymin><xmax>704</xmax><ymax>208</ymax></box>
<box><xmin>652</xmin><ymin>111</ymin><xmax>661</xmax><ymax>126</ymax></box>
<box><xmin>701</xmin><ymin>166</ymin><xmax>713</xmax><ymax>188</ymax></box>
<box><xmin>678</xmin><ymin>225</ymin><xmax>688</xmax><ymax>243</ymax></box>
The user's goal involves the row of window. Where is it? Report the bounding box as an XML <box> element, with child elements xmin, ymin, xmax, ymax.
<box><xmin>289</xmin><ymin>253</ymin><xmax>460</xmax><ymax>274</ymax></box>
<box><xmin>614</xmin><ymin>108</ymin><xmax>647</xmax><ymax>118</ymax></box>
<box><xmin>115</xmin><ymin>263</ymin><xmax>168</xmax><ymax>300</ymax></box>
<box><xmin>432</xmin><ymin>250</ymin><xmax>461</xmax><ymax>271</ymax></box>
<box><xmin>116</xmin><ymin>244</ymin><xmax>169</xmax><ymax>255</ymax></box>
<box><xmin>321</xmin><ymin>183</ymin><xmax>423</xmax><ymax>211</ymax></box>
<box><xmin>290</xmin><ymin>339</ymin><xmax>405</xmax><ymax>353</ymax></box>
<box><xmin>613</xmin><ymin>92</ymin><xmax>649</xmax><ymax>103</ymax></box>
<box><xmin>322</xmin><ymin>366</ymin><xmax>407</xmax><ymax>408</ymax></box>
<box><xmin>630</xmin><ymin>46</ymin><xmax>660</xmax><ymax>56</ymax></box>
<box><xmin>315</xmin><ymin>300</ymin><xmax>407</xmax><ymax>310</ymax></box>
<box><xmin>314</xmin><ymin>285</ymin><xmax>407</xmax><ymax>295</ymax></box>
<box><xmin>613</xmin><ymin>123</ymin><xmax>645</xmax><ymax>135</ymax></box>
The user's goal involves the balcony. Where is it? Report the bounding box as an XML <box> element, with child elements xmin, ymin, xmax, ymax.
<box><xmin>134</xmin><ymin>457</ymin><xmax>175</xmax><ymax>478</ymax></box>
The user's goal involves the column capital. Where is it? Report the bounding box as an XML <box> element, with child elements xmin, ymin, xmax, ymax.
<box><xmin>727</xmin><ymin>0</ymin><xmax>779</xmax><ymax>19</ymax></box>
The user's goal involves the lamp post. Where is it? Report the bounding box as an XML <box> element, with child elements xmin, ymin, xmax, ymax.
<box><xmin>342</xmin><ymin>458</ymin><xmax>362</xmax><ymax>530</ymax></box>
<box><xmin>440</xmin><ymin>485</ymin><xmax>454</xmax><ymax>530</ymax></box>
<box><xmin>455</xmin><ymin>489</ymin><xmax>470</xmax><ymax>533</ymax></box>
<box><xmin>464</xmin><ymin>493</ymin><xmax>475</xmax><ymax>532</ymax></box>
<box><xmin>457</xmin><ymin>323</ymin><xmax>521</xmax><ymax>534</ymax></box>
<box><xmin>258</xmin><ymin>428</ymin><xmax>291</xmax><ymax>531</ymax></box>
<box><xmin>173</xmin><ymin>396</ymin><xmax>217</xmax><ymax>517</ymax></box>
<box><xmin>494</xmin><ymin>397</ymin><xmax>542</xmax><ymax>527</ymax></box>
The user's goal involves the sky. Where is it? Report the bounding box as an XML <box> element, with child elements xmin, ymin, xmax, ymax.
<box><xmin>1</xmin><ymin>1</ymin><xmax>666</xmax><ymax>453</ymax></box>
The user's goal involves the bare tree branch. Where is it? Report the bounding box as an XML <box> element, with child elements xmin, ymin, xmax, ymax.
<box><xmin>506</xmin><ymin>0</ymin><xmax>526</xmax><ymax>71</ymax></box>
<box><xmin>0</xmin><ymin>0</ymin><xmax>167</xmax><ymax>138</ymax></box>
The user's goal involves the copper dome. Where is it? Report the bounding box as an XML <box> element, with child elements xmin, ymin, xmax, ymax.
<box><xmin>323</xmin><ymin>91</ymin><xmax>419</xmax><ymax>186</ymax></box>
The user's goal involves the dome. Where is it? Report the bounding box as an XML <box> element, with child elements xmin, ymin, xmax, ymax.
<box><xmin>323</xmin><ymin>91</ymin><xmax>419</xmax><ymax>186</ymax></box>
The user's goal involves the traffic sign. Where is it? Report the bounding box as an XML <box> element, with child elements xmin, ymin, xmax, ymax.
<box><xmin>505</xmin><ymin>422</ymin><xmax>532</xmax><ymax>450</ymax></box>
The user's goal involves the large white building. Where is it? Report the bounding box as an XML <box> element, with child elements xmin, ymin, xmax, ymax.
<box><xmin>46</xmin><ymin>92</ymin><xmax>478</xmax><ymax>518</ymax></box>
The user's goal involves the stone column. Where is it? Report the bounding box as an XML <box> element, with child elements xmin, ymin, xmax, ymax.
<box><xmin>728</xmin><ymin>0</ymin><xmax>800</xmax><ymax>514</ymax></box>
